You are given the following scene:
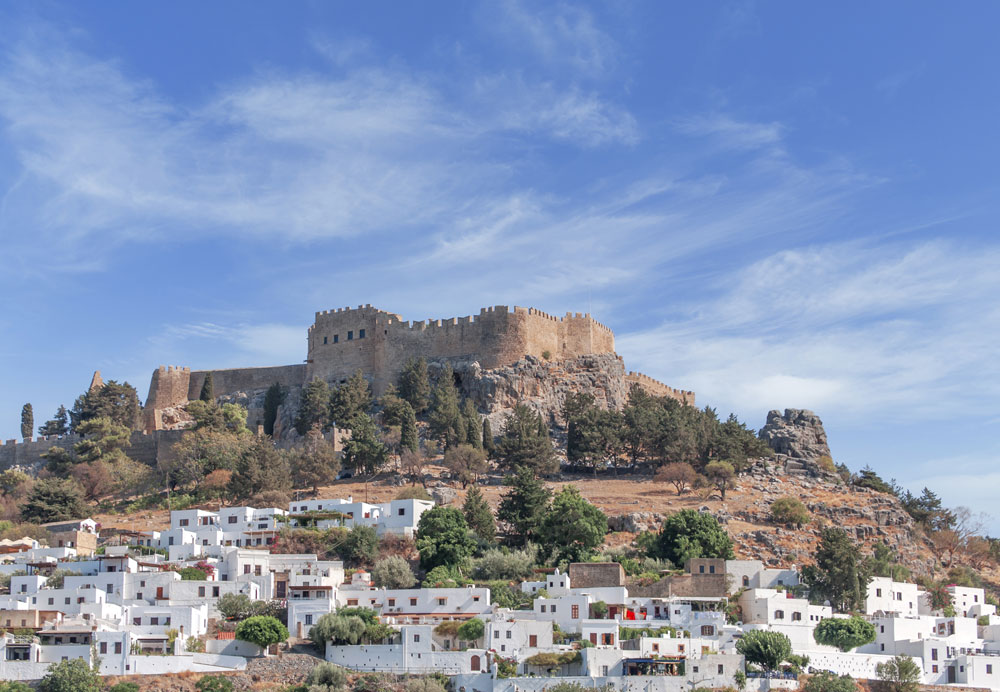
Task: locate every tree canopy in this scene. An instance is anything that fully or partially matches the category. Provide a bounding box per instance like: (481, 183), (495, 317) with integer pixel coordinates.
(813, 616), (876, 651)
(802, 528), (870, 613)
(497, 465), (552, 547)
(415, 506), (477, 570)
(736, 630), (791, 672)
(537, 485), (608, 563)
(653, 509), (734, 566)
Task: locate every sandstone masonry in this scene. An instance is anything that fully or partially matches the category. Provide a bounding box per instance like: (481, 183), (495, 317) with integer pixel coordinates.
(143, 303), (694, 433)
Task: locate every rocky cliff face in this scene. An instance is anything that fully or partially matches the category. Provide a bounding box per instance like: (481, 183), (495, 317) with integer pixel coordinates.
(451, 353), (633, 437)
(758, 408), (832, 461)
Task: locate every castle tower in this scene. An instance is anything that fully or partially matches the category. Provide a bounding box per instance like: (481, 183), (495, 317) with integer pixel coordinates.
(89, 370), (104, 393)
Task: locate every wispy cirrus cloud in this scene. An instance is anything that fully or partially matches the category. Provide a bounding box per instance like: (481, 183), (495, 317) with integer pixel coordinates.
(617, 239), (1000, 423)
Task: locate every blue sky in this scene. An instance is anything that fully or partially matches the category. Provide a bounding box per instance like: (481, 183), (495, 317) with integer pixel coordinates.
(1, 2), (998, 529)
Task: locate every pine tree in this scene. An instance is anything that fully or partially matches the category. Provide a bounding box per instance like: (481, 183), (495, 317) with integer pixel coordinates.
(199, 373), (215, 402)
(20, 404), (33, 440)
(342, 413), (390, 476)
(400, 405), (419, 454)
(262, 383), (285, 436)
(495, 405), (558, 475)
(330, 371), (372, 427)
(463, 486), (496, 543)
(397, 357), (431, 413)
(38, 405), (69, 437)
(428, 364), (462, 447)
(497, 465), (552, 546)
(482, 418), (495, 457)
(295, 379), (331, 435)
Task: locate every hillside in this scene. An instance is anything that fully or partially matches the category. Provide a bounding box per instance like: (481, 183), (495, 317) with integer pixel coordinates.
(96, 457), (939, 579)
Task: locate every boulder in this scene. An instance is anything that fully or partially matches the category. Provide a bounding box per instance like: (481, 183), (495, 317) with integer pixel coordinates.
(758, 409), (832, 461)
(430, 486), (458, 506)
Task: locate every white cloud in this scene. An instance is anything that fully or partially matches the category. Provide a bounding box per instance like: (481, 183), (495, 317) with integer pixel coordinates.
(489, 1), (619, 76)
(617, 240), (1000, 423)
(153, 321), (303, 369)
(674, 113), (784, 151)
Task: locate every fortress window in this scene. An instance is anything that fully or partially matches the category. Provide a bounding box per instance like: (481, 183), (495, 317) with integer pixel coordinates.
(359, 329), (366, 339)
(333, 334), (339, 343)
(348, 331), (353, 340)
(323, 336), (328, 344)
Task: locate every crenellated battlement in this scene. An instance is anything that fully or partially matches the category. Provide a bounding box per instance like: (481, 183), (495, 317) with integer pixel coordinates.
(144, 301), (694, 431)
(626, 371), (696, 405)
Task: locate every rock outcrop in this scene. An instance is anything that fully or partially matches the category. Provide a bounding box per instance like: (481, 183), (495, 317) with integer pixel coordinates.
(758, 408), (831, 461)
(453, 353), (634, 438)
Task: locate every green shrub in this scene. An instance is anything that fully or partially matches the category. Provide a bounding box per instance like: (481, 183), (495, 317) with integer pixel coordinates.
(195, 677), (234, 692)
(457, 617), (485, 641)
(770, 497), (810, 527)
(38, 659), (101, 692)
(307, 662), (349, 691)
(234, 615), (289, 648)
(813, 617), (876, 651)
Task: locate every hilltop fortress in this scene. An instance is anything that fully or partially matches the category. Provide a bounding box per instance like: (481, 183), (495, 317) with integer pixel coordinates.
(143, 304), (694, 434)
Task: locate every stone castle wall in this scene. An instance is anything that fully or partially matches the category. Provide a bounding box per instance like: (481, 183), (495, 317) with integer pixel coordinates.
(625, 371), (695, 406)
(143, 302), (691, 433)
(0, 430), (185, 471)
(304, 304), (615, 393)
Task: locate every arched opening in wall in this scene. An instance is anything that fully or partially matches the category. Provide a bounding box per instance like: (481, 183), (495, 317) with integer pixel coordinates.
(471, 655), (480, 672)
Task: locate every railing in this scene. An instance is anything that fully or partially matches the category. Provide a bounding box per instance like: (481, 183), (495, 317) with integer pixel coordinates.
(747, 672), (798, 680)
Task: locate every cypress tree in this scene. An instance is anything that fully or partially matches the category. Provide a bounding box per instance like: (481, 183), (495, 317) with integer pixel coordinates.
(463, 486), (496, 543)
(295, 379), (331, 435)
(199, 373), (215, 402)
(482, 418), (495, 457)
(400, 406), (419, 454)
(397, 357), (431, 413)
(20, 404), (33, 440)
(428, 364), (461, 447)
(262, 383), (285, 436)
(497, 465), (552, 547)
(461, 399), (482, 449)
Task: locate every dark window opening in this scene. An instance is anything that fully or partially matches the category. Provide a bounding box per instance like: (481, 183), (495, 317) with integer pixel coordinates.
(333, 334), (339, 343)
(348, 331), (353, 340)
(359, 329), (366, 339)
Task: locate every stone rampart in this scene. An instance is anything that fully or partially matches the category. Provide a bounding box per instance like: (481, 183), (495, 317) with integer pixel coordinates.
(305, 304), (617, 393)
(625, 371), (696, 405)
(0, 430), (185, 471)
(186, 364), (307, 401)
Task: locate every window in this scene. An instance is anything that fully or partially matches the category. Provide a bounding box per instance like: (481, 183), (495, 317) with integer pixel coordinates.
(348, 331), (353, 340)
(693, 666), (699, 674)
(410, 598), (417, 606)
(718, 665), (725, 674)
(244, 565), (251, 574)
(876, 588), (882, 597)
(437, 598), (447, 606)
(701, 625), (714, 636)
(506, 631), (512, 639)
(399, 507), (406, 516)
(48, 598), (54, 605)
(541, 605), (546, 613)
(100, 642), (107, 654)
(792, 612), (802, 621)
(136, 592), (143, 600)
(388, 599), (396, 607)
(602, 633), (613, 645)
(572, 605), (579, 618)
(133, 617), (141, 626)
(551, 605), (556, 613)
(652, 643), (659, 653)
(602, 666), (609, 676)
(932, 665), (938, 673)
(774, 610), (784, 620)
(213, 586), (220, 597)
(179, 519), (189, 527)
(228, 516), (238, 524)
(932, 649), (938, 661)
(255, 566), (262, 576)
(198, 587), (206, 597)
(359, 329), (366, 339)
(305, 614), (313, 625)
(699, 565), (705, 573)
(334, 334), (339, 343)
(107, 584), (114, 593)
(150, 617), (159, 625)
(348, 599), (359, 606)
(742, 576), (750, 587)
(709, 565), (715, 574)
(881, 625), (885, 633)
(414, 634), (420, 642)
(987, 665), (993, 674)
(881, 644), (885, 651)
(115, 642), (122, 654)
